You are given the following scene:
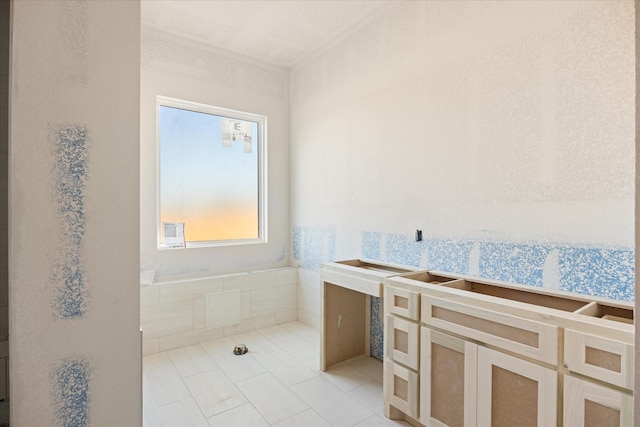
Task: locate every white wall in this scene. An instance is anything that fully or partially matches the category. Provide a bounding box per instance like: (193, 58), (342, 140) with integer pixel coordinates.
(140, 28), (290, 278)
(10, 2), (141, 425)
(291, 1), (635, 326)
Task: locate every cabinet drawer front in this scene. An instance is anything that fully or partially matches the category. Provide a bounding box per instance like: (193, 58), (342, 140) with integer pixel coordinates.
(422, 296), (558, 364)
(384, 360), (419, 419)
(386, 286), (419, 320)
(564, 329), (633, 391)
(385, 315), (419, 370)
(563, 375), (633, 427)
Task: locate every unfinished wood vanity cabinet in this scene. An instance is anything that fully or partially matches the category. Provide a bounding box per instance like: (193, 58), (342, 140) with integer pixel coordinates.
(383, 270), (634, 427)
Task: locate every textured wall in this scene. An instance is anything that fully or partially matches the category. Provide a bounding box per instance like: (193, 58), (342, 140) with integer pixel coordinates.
(140, 27), (290, 278)
(10, 2), (141, 425)
(291, 1), (635, 325)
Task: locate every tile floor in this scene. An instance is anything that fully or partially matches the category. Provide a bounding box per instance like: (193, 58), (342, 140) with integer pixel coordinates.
(143, 321), (410, 427)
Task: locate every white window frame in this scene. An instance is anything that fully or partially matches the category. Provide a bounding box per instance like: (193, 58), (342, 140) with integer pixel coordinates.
(156, 96), (268, 249)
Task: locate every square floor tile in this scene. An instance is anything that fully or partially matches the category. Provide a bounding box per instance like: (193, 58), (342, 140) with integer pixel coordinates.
(273, 408), (331, 427)
(348, 381), (384, 413)
(322, 362), (373, 392)
(236, 372), (309, 424)
(210, 351), (267, 382)
(143, 352), (172, 372)
(168, 345), (216, 377)
(281, 321), (321, 344)
(206, 403), (270, 427)
(257, 324), (289, 339)
(230, 330), (281, 354)
(268, 333), (318, 361)
(354, 414), (413, 426)
(345, 356), (384, 383)
(184, 368), (247, 417)
(251, 350), (319, 387)
(301, 354), (321, 372)
(292, 376), (374, 427)
(201, 336), (235, 355)
(146, 398), (209, 427)
(143, 364), (191, 409)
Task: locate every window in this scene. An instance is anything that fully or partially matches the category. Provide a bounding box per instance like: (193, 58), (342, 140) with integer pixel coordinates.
(157, 96), (267, 248)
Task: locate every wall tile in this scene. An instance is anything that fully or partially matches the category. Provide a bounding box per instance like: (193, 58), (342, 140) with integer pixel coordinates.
(275, 309), (298, 324)
(159, 277), (223, 304)
(276, 268), (298, 285)
(223, 314), (276, 337)
(141, 286), (160, 308)
(298, 309), (320, 330)
(240, 291), (252, 320)
(223, 271), (277, 292)
(141, 301), (194, 340)
(297, 269), (320, 324)
(207, 291), (240, 327)
(143, 338), (160, 356)
(193, 299), (206, 330)
(159, 327), (224, 352)
(251, 284), (297, 317)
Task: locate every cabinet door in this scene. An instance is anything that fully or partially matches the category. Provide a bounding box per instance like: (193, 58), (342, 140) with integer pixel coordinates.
(420, 328), (477, 427)
(383, 360), (419, 419)
(563, 375), (632, 427)
(477, 346), (557, 427)
(385, 315), (419, 370)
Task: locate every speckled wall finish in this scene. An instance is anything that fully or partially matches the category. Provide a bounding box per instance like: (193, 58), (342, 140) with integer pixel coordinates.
(290, 2), (634, 336)
(50, 125), (89, 319)
(10, 2), (141, 425)
(140, 28), (290, 278)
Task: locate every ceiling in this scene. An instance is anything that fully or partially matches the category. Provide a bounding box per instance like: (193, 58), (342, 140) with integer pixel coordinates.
(141, 0), (393, 68)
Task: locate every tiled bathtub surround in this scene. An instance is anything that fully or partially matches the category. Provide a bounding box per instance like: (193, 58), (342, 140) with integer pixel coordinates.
(362, 231), (634, 301)
(141, 268), (298, 355)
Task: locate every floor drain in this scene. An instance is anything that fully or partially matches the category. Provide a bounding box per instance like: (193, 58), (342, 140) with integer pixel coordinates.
(233, 344), (248, 355)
